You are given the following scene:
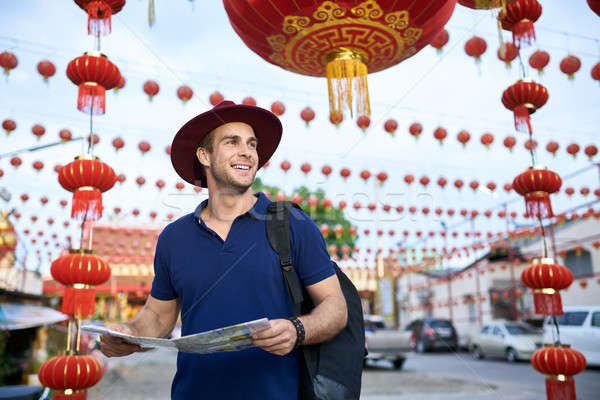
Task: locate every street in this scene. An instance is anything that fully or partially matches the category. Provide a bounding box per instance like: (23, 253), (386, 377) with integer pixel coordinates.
(87, 348), (600, 399)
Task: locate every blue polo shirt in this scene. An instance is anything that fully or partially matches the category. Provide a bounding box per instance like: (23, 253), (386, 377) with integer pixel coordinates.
(150, 192), (335, 399)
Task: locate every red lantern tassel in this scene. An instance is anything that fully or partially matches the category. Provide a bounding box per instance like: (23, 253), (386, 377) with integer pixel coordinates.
(53, 390), (87, 400)
(87, 1), (112, 36)
(513, 105), (532, 134)
(532, 290), (564, 315)
(72, 188), (103, 221)
(512, 20), (535, 48)
(62, 287), (96, 318)
(545, 376), (576, 400)
(525, 192), (553, 218)
(77, 83), (106, 115)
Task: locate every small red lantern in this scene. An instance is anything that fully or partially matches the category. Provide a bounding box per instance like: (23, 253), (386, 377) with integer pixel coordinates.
(329, 111), (344, 127)
(525, 139), (538, 151)
(32, 161), (44, 173)
(31, 124), (45, 140)
(480, 133), (494, 148)
(502, 79), (548, 134)
(356, 115), (370, 132)
(58, 155), (117, 221)
(67, 52), (121, 115)
(0, 51), (18, 75)
(74, 0), (125, 35)
(529, 50), (550, 75)
(546, 141), (559, 156)
(566, 143), (580, 158)
(469, 180), (479, 191)
(37, 60), (56, 82)
(112, 136), (125, 151)
(300, 162), (311, 176)
(114, 76), (125, 92)
(360, 170), (371, 182)
(300, 107), (315, 126)
(143, 80), (160, 101)
(59, 129), (73, 142)
(2, 119), (16, 135)
(177, 85), (194, 103)
(155, 179), (165, 190)
(584, 144), (598, 160)
(433, 127), (447, 144)
(531, 345), (586, 400)
(497, 42), (519, 67)
(321, 165), (332, 178)
(512, 167), (561, 219)
(383, 119), (398, 136)
(457, 130), (470, 147)
(454, 179), (464, 190)
(521, 258), (573, 315)
(591, 62), (600, 84)
(242, 96), (257, 106)
(430, 29), (449, 53)
(499, 0), (542, 48)
(420, 176), (430, 187)
(340, 168), (351, 180)
(175, 182), (185, 191)
(437, 177), (447, 188)
(271, 101), (285, 116)
(503, 135), (516, 152)
(376, 172), (388, 184)
(486, 181), (496, 191)
(409, 122), (423, 139)
(404, 174), (414, 185)
(560, 55), (581, 80)
(209, 91), (225, 106)
(279, 160), (291, 173)
(464, 36), (487, 63)
(138, 141), (151, 155)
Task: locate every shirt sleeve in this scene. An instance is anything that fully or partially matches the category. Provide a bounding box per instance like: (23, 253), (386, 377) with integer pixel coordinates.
(289, 208), (335, 286)
(150, 232), (178, 300)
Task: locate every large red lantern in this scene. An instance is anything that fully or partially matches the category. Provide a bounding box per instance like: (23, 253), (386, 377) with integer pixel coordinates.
(37, 60), (56, 82)
(531, 345), (586, 400)
(512, 167), (561, 219)
(521, 258), (573, 315)
(38, 354), (104, 398)
(58, 155), (117, 221)
(74, 0), (126, 35)
(458, 0), (502, 9)
(223, 0), (456, 117)
(51, 250), (110, 318)
(502, 79), (548, 134)
(499, 0), (542, 48)
(529, 50), (550, 75)
(67, 52), (121, 115)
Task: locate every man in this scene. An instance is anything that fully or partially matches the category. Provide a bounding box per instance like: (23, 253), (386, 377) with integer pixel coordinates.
(100, 101), (348, 399)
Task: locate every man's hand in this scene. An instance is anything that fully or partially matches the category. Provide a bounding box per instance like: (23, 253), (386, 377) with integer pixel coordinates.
(252, 319), (297, 356)
(99, 323), (144, 358)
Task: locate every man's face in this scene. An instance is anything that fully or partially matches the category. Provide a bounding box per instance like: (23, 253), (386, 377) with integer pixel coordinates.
(197, 122), (258, 194)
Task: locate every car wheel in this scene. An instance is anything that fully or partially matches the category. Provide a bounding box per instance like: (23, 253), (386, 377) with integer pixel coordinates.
(472, 346), (483, 360)
(416, 340), (426, 354)
(506, 348), (518, 363)
(393, 358), (405, 370)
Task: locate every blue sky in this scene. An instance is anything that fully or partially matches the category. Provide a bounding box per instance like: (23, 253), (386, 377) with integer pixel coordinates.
(0, 0), (599, 273)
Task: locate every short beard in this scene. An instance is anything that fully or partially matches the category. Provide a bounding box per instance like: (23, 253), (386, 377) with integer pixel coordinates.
(208, 162), (254, 195)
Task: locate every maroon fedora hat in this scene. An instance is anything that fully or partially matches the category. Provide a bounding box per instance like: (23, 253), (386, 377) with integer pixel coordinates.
(170, 101), (282, 187)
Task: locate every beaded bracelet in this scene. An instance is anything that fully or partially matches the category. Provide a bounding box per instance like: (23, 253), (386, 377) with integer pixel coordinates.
(287, 317), (305, 348)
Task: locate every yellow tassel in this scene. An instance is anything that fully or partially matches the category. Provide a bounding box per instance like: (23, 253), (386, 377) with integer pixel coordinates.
(325, 48), (370, 118)
(148, 0), (156, 27)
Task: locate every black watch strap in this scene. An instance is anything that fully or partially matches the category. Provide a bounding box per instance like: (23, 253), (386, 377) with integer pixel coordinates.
(287, 316), (305, 348)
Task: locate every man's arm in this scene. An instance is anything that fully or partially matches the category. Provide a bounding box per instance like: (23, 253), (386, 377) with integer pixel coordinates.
(252, 274), (347, 355)
(99, 295), (180, 357)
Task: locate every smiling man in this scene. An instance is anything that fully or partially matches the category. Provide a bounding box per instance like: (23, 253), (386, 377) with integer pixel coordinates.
(99, 101), (347, 399)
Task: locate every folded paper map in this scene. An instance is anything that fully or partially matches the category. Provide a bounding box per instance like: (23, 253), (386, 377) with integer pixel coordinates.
(82, 318), (270, 354)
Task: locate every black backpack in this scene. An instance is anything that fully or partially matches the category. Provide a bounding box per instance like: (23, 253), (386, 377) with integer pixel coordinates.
(266, 201), (365, 400)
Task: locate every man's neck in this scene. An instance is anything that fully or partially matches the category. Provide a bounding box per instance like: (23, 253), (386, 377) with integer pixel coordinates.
(203, 187), (257, 223)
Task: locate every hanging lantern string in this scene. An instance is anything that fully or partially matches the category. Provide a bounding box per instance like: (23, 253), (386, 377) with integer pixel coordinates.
(517, 51), (527, 80)
(552, 315), (561, 345)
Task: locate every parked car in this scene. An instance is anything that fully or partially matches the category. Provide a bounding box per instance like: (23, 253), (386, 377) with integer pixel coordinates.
(543, 306), (600, 367)
(364, 315), (406, 369)
(471, 321), (542, 362)
(404, 318), (459, 353)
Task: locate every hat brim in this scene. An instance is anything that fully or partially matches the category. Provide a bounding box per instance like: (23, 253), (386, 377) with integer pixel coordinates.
(171, 104), (282, 187)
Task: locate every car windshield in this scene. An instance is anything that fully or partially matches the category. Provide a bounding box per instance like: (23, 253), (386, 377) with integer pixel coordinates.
(429, 320), (452, 328)
(505, 324), (537, 335)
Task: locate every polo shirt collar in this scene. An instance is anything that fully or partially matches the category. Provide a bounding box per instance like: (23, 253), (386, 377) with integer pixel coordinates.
(194, 191), (270, 222)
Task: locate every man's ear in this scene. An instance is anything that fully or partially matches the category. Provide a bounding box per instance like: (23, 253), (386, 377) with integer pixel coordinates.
(196, 147), (210, 168)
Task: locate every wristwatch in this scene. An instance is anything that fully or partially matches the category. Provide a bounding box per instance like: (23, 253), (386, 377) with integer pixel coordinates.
(287, 317), (305, 348)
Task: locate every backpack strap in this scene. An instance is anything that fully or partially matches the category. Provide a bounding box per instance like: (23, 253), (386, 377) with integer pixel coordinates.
(266, 201), (304, 316)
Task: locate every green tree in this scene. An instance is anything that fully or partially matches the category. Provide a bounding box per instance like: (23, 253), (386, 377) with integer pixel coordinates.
(252, 178), (357, 258)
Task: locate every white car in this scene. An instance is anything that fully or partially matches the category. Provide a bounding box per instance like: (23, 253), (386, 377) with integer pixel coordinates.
(543, 306), (600, 367)
(471, 321), (542, 362)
